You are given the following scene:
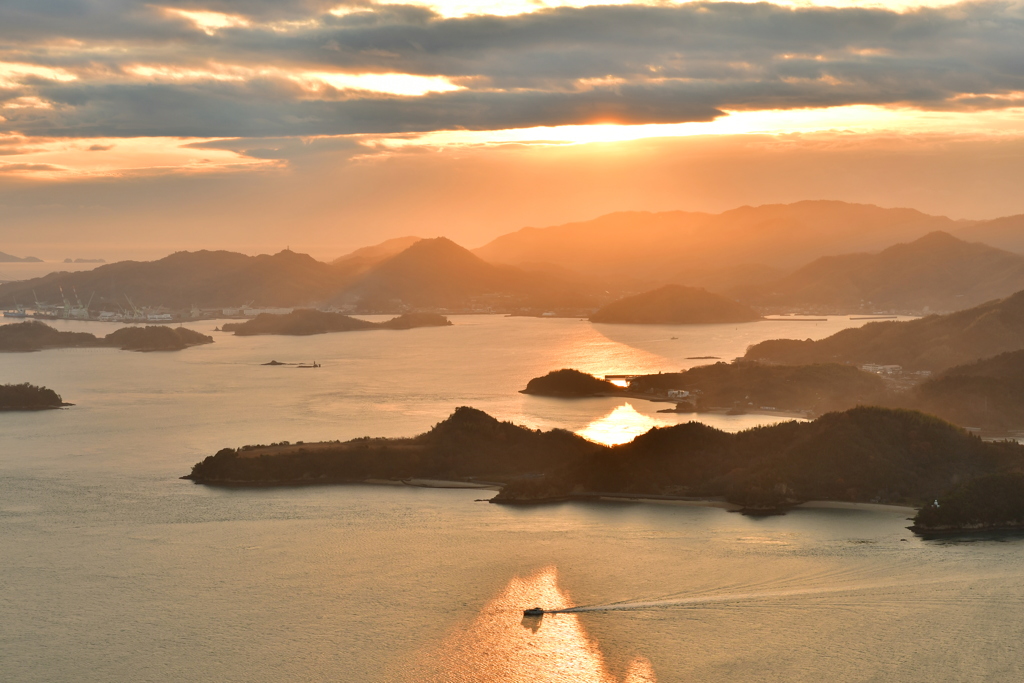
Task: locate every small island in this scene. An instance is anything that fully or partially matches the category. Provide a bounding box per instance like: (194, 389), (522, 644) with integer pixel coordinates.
(0, 321), (213, 352)
(521, 368), (624, 397)
(221, 309), (452, 336)
(0, 383), (69, 410)
(590, 284), (762, 324)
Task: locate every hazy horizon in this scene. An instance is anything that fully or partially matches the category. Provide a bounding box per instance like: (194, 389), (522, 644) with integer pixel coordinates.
(3, 196), (1019, 264)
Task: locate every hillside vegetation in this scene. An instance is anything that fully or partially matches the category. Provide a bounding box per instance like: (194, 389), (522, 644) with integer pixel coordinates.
(745, 289), (1024, 371)
(910, 350), (1024, 431)
(627, 362), (887, 414)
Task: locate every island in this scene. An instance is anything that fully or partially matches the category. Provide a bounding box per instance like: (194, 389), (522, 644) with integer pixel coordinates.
(184, 405), (1024, 530)
(590, 284), (762, 324)
(103, 325), (214, 351)
(220, 309), (452, 336)
(0, 383), (69, 410)
(521, 369), (624, 397)
(0, 320), (213, 352)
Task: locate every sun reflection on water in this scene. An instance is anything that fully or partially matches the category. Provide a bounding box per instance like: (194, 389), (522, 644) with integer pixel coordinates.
(414, 567), (655, 683)
(577, 403), (668, 446)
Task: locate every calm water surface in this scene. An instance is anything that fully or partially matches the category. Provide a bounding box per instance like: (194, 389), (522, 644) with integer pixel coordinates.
(3, 315), (1021, 682)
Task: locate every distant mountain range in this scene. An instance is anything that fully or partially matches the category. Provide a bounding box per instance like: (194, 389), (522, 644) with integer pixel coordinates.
(6, 200), (1024, 316)
(736, 231), (1024, 314)
(474, 201), (1024, 302)
(0, 237), (588, 313)
(473, 201), (968, 288)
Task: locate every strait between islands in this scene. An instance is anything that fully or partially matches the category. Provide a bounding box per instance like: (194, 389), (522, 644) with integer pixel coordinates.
(183, 405), (1024, 536)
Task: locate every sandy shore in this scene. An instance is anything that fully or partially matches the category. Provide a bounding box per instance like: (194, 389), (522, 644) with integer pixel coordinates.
(794, 500), (916, 514)
(364, 478), (499, 490)
(595, 496), (741, 510)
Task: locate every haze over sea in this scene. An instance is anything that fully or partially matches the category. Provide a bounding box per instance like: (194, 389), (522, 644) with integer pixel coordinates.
(3, 315), (1023, 682)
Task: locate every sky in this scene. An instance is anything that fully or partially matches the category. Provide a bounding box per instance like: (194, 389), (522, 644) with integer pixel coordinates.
(1, 0), (1023, 259)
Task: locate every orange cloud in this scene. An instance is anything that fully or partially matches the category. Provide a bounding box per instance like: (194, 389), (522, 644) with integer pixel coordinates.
(0, 135), (279, 180)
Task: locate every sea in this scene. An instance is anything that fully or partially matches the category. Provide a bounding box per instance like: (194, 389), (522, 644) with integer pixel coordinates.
(2, 314), (1023, 682)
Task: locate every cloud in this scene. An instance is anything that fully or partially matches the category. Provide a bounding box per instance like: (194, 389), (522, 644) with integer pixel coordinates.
(0, 2), (1021, 138)
(0, 162), (63, 172)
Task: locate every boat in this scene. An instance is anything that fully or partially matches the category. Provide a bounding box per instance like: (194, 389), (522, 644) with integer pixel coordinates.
(3, 309), (27, 318)
(523, 607), (544, 617)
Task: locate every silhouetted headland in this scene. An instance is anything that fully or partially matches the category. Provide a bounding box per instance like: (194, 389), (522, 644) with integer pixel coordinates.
(221, 310), (452, 336)
(0, 383), (69, 410)
(590, 285), (761, 324)
(184, 405), (1024, 531)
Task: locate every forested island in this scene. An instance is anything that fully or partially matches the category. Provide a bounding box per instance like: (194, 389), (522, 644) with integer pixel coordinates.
(220, 310), (452, 336)
(0, 321), (212, 352)
(0, 383), (68, 410)
(521, 369), (624, 397)
(590, 284), (762, 324)
(184, 405), (1024, 533)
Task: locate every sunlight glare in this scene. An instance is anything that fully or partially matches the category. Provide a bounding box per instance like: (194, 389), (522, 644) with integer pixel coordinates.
(369, 0), (972, 19)
(161, 8), (251, 34)
(410, 566), (655, 682)
(300, 72), (464, 96)
(368, 104), (1024, 150)
(577, 403), (667, 446)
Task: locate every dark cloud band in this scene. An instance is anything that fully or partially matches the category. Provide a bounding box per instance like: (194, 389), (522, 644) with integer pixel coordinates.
(1, 1), (1022, 138)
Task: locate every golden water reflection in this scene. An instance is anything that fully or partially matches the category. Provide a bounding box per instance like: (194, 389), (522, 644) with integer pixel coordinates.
(577, 403), (671, 446)
(417, 567), (655, 683)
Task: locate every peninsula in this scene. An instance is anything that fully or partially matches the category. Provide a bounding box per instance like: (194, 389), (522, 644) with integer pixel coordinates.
(184, 405), (1024, 531)
(220, 310), (452, 336)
